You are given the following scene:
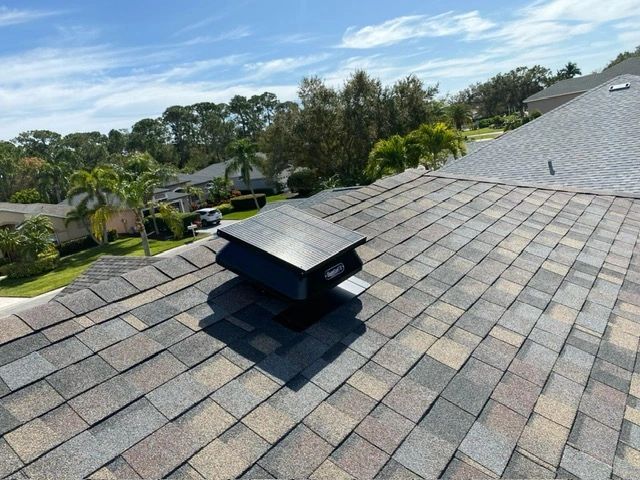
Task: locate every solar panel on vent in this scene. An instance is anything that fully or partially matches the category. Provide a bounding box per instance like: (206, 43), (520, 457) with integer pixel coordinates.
(216, 205), (366, 300)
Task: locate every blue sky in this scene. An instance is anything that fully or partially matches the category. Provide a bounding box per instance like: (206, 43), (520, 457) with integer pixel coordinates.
(0, 0), (639, 138)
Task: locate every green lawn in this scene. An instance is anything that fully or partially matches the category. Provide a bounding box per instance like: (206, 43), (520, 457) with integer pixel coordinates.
(0, 235), (205, 298)
(223, 193), (289, 220)
(461, 127), (503, 138)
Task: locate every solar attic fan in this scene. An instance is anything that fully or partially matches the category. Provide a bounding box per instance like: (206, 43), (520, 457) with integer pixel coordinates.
(216, 205), (367, 302)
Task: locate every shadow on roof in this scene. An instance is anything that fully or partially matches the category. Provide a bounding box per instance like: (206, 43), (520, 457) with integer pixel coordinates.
(197, 278), (365, 391)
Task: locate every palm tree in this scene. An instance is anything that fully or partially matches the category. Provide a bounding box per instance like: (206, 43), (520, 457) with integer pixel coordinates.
(406, 122), (466, 170)
(0, 228), (20, 263)
(365, 135), (409, 180)
(225, 139), (263, 210)
(447, 103), (473, 130)
(120, 153), (175, 236)
(116, 175), (155, 256)
(67, 166), (119, 245)
(17, 215), (55, 262)
(65, 203), (101, 245)
(116, 155), (175, 256)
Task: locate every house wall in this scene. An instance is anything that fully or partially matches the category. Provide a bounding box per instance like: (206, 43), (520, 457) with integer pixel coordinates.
(0, 211), (88, 255)
(107, 210), (138, 236)
(527, 91), (585, 114)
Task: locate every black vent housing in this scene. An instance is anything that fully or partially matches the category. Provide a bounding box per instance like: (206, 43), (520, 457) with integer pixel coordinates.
(216, 205), (366, 300)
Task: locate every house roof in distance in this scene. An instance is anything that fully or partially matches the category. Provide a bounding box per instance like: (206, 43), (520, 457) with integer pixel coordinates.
(0, 202), (73, 219)
(55, 256), (160, 298)
(0, 163), (639, 478)
(441, 74), (640, 197)
(525, 57), (640, 103)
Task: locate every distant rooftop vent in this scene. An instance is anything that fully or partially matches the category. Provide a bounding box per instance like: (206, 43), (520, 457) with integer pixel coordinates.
(609, 82), (630, 92)
(216, 205), (366, 301)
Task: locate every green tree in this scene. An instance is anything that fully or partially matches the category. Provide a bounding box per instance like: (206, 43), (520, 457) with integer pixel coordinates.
(120, 153), (175, 237)
(296, 77), (345, 179)
(157, 203), (184, 239)
(16, 215), (55, 262)
(463, 66), (551, 117)
(554, 62), (581, 81)
(207, 177), (232, 204)
(162, 106), (197, 167)
(605, 45), (640, 68)
(9, 188), (42, 204)
(447, 103), (473, 130)
(259, 101), (301, 182)
(226, 139), (263, 210)
(0, 142), (20, 201)
(0, 228), (20, 262)
(341, 71), (385, 183)
(13, 130), (61, 160)
(406, 123), (466, 169)
(385, 75), (438, 136)
(365, 135), (410, 180)
(116, 154), (175, 255)
(67, 166), (119, 245)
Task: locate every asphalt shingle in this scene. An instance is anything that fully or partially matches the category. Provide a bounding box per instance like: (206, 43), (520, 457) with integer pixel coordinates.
(0, 152), (638, 480)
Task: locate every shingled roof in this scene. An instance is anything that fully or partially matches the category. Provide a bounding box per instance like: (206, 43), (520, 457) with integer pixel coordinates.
(0, 164), (639, 478)
(441, 74), (640, 197)
(55, 256), (160, 298)
(525, 57), (640, 103)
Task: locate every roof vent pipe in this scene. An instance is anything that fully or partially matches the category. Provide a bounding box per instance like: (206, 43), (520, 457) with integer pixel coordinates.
(609, 83), (630, 92)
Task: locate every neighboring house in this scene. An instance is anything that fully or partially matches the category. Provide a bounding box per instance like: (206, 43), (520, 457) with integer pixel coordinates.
(445, 74), (640, 195)
(60, 188), (191, 237)
(525, 57), (640, 113)
(0, 202), (87, 249)
(189, 155), (283, 195)
(3, 73), (640, 480)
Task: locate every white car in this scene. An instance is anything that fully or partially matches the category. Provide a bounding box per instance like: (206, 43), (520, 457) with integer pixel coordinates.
(196, 208), (222, 226)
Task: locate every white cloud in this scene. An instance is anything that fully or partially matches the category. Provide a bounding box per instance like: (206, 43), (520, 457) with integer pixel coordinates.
(244, 54), (330, 79)
(340, 11), (495, 49)
(524, 0), (640, 23)
(0, 5), (59, 26)
(172, 14), (223, 36)
(181, 26), (252, 46)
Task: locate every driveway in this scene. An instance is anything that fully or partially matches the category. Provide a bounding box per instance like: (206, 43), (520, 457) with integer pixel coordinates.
(0, 219), (241, 316)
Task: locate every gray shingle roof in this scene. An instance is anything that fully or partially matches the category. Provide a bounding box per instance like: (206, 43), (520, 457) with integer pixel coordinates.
(55, 256), (161, 298)
(0, 203), (72, 219)
(525, 57), (640, 102)
(441, 74), (640, 197)
(0, 168), (639, 478)
(261, 187), (362, 212)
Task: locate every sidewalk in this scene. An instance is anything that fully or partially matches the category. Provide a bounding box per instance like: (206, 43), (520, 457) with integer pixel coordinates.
(0, 220), (239, 317)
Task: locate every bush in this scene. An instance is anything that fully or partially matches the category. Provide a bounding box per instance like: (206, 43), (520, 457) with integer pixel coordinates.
(9, 188), (42, 204)
(107, 229), (118, 242)
(217, 203), (233, 215)
(6, 251), (59, 278)
(180, 212), (199, 231)
(287, 168), (319, 196)
(58, 236), (97, 257)
(230, 194), (266, 211)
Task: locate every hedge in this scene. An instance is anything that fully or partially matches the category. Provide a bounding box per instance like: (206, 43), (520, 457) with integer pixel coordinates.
(230, 194), (266, 211)
(58, 236), (97, 257)
(217, 203), (233, 215)
(5, 252), (59, 278)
